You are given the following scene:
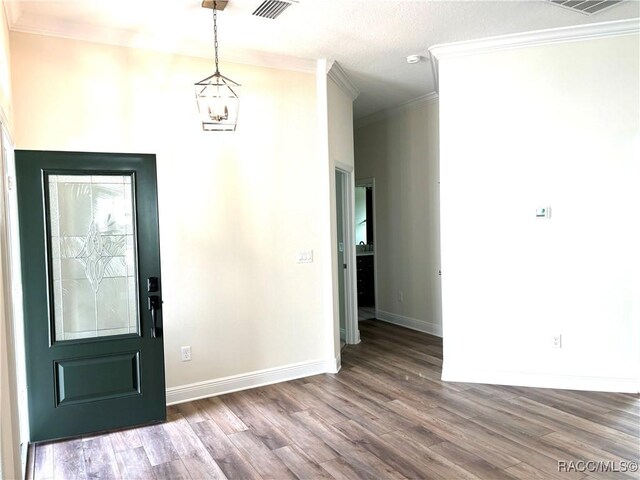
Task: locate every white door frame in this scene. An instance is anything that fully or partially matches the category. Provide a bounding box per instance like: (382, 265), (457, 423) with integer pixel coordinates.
(335, 164), (359, 345)
(0, 119), (28, 478)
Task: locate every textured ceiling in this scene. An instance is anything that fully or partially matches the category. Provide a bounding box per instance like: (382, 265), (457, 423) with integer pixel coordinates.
(6, 0), (640, 119)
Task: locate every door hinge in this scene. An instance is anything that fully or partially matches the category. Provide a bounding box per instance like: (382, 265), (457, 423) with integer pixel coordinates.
(7, 175), (13, 191)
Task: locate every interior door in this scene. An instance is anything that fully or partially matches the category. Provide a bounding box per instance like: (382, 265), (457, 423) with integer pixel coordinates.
(16, 150), (165, 442)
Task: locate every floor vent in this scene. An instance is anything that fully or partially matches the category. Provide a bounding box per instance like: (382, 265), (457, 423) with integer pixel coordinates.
(548, 0), (625, 15)
(252, 0), (298, 19)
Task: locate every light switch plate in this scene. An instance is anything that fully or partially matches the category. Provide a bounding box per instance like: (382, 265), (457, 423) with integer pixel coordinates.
(297, 250), (313, 263)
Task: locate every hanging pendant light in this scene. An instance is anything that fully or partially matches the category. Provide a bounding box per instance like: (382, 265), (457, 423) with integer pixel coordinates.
(195, 1), (240, 131)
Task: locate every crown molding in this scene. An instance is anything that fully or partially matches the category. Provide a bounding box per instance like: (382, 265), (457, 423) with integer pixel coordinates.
(354, 91), (438, 130)
(225, 50), (315, 73)
(327, 60), (360, 101)
(429, 18), (640, 60)
(404, 91), (439, 110)
(3, 1), (22, 27)
(7, 11), (316, 74)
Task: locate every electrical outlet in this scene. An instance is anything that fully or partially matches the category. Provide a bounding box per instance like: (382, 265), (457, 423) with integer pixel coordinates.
(398, 291), (404, 302)
(552, 335), (562, 349)
(181, 346), (192, 361)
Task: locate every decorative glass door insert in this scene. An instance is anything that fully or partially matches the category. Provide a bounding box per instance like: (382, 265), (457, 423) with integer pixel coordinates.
(47, 174), (138, 341)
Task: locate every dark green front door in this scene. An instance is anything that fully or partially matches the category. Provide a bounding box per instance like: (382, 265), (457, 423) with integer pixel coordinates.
(16, 150), (166, 442)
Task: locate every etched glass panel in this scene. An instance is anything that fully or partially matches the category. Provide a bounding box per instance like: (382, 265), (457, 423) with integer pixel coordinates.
(48, 174), (138, 341)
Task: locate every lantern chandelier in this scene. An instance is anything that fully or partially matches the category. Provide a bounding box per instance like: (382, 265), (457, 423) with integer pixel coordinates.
(195, 1), (240, 131)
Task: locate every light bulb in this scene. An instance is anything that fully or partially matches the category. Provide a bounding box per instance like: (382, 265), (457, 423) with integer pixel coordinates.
(207, 100), (229, 122)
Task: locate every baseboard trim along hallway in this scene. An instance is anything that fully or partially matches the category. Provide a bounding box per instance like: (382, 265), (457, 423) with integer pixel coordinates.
(376, 309), (443, 337)
(442, 367), (640, 394)
(166, 359), (328, 405)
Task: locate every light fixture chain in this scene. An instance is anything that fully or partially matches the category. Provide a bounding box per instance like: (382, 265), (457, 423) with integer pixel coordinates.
(195, 0), (239, 131)
(213, 2), (220, 74)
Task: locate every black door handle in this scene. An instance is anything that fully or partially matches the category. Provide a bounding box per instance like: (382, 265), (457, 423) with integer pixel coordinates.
(148, 296), (161, 338)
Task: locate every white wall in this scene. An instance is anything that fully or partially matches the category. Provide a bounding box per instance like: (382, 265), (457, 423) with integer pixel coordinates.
(0, 2), (10, 130)
(326, 67), (357, 351)
(10, 31), (336, 402)
(354, 98), (442, 336)
(327, 76), (355, 168)
(0, 3), (21, 478)
(434, 23), (640, 392)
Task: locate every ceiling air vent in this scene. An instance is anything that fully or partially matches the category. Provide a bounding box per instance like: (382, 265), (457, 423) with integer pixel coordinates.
(252, 0), (298, 19)
(548, 0), (625, 15)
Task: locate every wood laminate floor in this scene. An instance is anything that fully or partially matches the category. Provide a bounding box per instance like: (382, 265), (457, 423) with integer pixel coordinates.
(27, 320), (640, 479)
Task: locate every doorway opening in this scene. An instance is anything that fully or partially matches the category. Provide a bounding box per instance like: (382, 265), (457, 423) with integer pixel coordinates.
(355, 178), (376, 322)
(334, 167), (359, 347)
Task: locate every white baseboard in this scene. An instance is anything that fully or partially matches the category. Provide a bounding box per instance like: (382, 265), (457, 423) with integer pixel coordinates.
(442, 365), (640, 394)
(342, 327), (361, 345)
(376, 309), (442, 337)
(326, 355), (341, 374)
(166, 359), (328, 405)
